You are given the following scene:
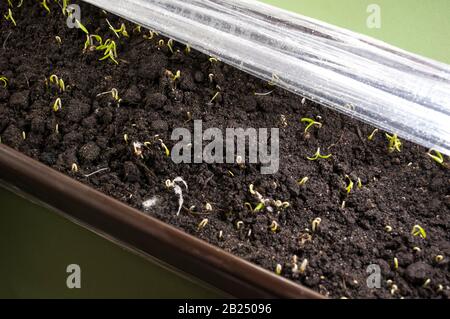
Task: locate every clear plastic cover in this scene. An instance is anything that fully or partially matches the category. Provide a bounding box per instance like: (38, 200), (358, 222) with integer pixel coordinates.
(83, 0), (450, 155)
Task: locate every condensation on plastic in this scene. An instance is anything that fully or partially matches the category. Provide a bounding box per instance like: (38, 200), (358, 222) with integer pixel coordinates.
(83, 0), (450, 155)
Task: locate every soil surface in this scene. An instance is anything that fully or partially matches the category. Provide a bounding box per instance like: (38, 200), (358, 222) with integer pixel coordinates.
(1, 1), (449, 299)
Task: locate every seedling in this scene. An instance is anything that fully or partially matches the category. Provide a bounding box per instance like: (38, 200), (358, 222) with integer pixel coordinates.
(165, 70), (181, 82)
(385, 133), (402, 153)
(297, 176), (309, 186)
(197, 218), (208, 230)
(300, 118), (322, 133)
(269, 221), (279, 233)
(159, 139), (170, 157)
(422, 278), (431, 288)
(52, 98), (62, 112)
(165, 177), (188, 216)
(40, 0), (50, 13)
(209, 57), (219, 63)
(71, 163), (78, 173)
(411, 224), (426, 239)
(435, 255), (444, 263)
(55, 36), (62, 45)
(368, 128), (378, 141)
(275, 264), (282, 275)
(97, 88), (122, 104)
(254, 202), (265, 212)
(0, 76), (8, 88)
(311, 217), (321, 232)
(384, 225), (393, 233)
(106, 19), (129, 38)
(218, 230), (223, 240)
(393, 257), (399, 270)
(412, 246), (421, 253)
(345, 175), (354, 194)
(268, 73), (279, 86)
(357, 177), (362, 189)
(22, 131), (26, 140)
(4, 8), (16, 26)
(49, 75), (65, 92)
(184, 44), (191, 54)
(307, 148), (332, 161)
(97, 39), (119, 64)
(427, 149), (445, 166)
(236, 221), (244, 230)
(205, 203), (213, 211)
(133, 142), (143, 158)
(123, 134), (128, 143)
(167, 39), (174, 53)
(55, 123), (59, 134)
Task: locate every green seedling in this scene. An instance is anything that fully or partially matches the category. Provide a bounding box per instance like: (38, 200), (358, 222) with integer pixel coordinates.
(165, 70), (181, 82)
(4, 8), (16, 26)
(297, 176), (309, 186)
(209, 57), (218, 63)
(300, 118), (322, 133)
(197, 218), (208, 230)
(40, 0), (50, 13)
(0, 76), (8, 88)
(167, 39), (174, 53)
(368, 128), (378, 141)
(345, 175), (354, 194)
(61, 0), (69, 15)
(52, 98), (62, 112)
(411, 224), (426, 239)
(49, 75), (65, 92)
(307, 147), (332, 161)
(269, 221), (279, 233)
(106, 19), (129, 38)
(96, 39), (119, 64)
(357, 177), (362, 189)
(97, 88), (121, 104)
(275, 264), (282, 275)
(427, 149), (445, 166)
(133, 25), (142, 34)
(385, 133), (402, 153)
(159, 139), (170, 157)
(254, 202), (265, 212)
(393, 257), (399, 270)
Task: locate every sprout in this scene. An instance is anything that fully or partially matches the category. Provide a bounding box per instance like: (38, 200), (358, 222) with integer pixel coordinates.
(422, 278), (431, 288)
(185, 44), (191, 54)
(297, 177), (309, 186)
(384, 225), (393, 233)
(49, 75), (65, 92)
(106, 19), (129, 38)
(390, 284), (399, 295)
(133, 25), (142, 34)
(123, 134), (128, 143)
(133, 142), (143, 158)
(344, 175), (354, 194)
(268, 73), (279, 86)
(254, 90), (275, 96)
(21, 131), (26, 140)
(0, 76), (8, 88)
(385, 133), (402, 153)
(167, 39), (174, 53)
(218, 230), (223, 240)
(393, 257), (399, 270)
(52, 98), (62, 112)
(197, 218), (208, 230)
(427, 149), (445, 166)
(311, 217), (321, 232)
(307, 148), (332, 161)
(357, 177), (362, 189)
(368, 128), (378, 141)
(205, 203), (213, 211)
(165, 70), (181, 82)
(269, 221), (279, 233)
(55, 123), (59, 134)
(159, 139), (170, 157)
(236, 221), (244, 230)
(165, 177), (188, 216)
(71, 163), (79, 173)
(4, 8), (16, 26)
(249, 184), (256, 195)
(411, 224), (426, 239)
(300, 118), (322, 133)
(209, 92), (220, 104)
(209, 57), (218, 63)
(76, 19), (89, 35)
(254, 202), (265, 213)
(412, 246), (421, 253)
(55, 36), (62, 45)
(275, 264), (282, 275)
(97, 39), (119, 64)
(97, 88), (121, 105)
(40, 0), (50, 13)
(435, 255), (444, 263)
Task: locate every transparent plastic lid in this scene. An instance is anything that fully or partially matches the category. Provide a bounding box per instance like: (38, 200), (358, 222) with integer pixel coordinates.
(83, 0), (450, 155)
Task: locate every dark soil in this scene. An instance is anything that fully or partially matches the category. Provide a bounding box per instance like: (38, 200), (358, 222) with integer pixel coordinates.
(1, 1), (449, 299)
